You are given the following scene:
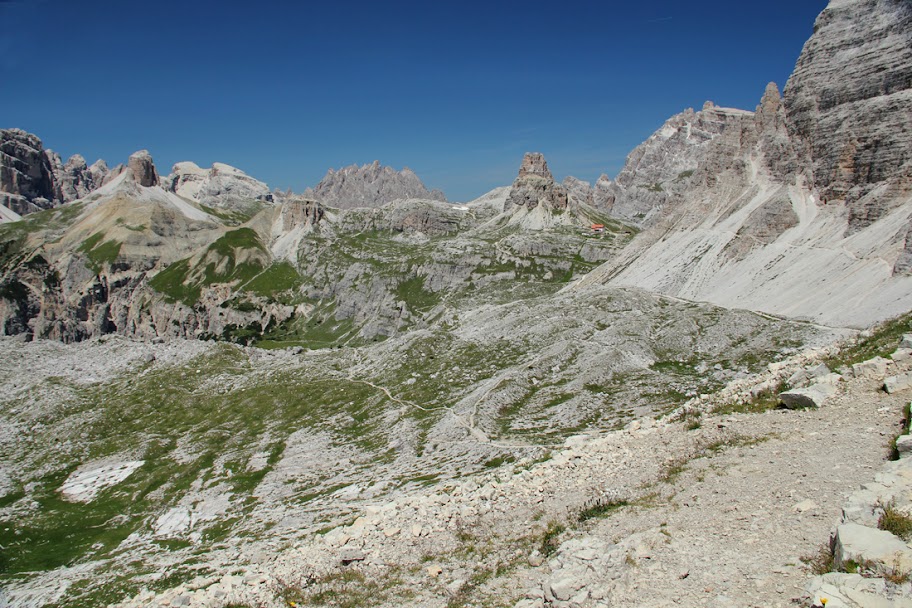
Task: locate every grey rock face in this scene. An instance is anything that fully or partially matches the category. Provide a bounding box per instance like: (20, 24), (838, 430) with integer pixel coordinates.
(303, 160), (446, 209)
(49, 152), (108, 202)
(784, 0), (912, 208)
(127, 150), (159, 187)
(605, 104), (756, 226)
(593, 174), (614, 211)
(199, 164), (271, 209)
(1, 128), (110, 216)
(280, 198), (325, 232)
(518, 152), (552, 179)
(0, 128), (57, 215)
(166, 161), (272, 211)
(562, 176), (593, 206)
(504, 152), (569, 212)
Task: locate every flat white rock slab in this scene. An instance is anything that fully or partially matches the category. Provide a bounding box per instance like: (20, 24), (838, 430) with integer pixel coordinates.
(59, 460), (144, 502)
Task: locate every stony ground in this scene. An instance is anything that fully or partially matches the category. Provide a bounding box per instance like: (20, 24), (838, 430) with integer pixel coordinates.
(2, 328), (910, 608)
(90, 345), (909, 608)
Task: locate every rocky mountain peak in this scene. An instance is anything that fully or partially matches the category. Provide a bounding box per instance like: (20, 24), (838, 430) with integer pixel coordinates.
(757, 82), (782, 118)
(1, 128), (57, 216)
(504, 152), (569, 212)
(303, 161), (446, 209)
(784, 0), (912, 204)
(517, 152), (553, 180)
(127, 150), (159, 187)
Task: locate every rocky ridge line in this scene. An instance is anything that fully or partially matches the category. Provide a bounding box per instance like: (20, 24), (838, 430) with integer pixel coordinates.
(303, 160), (446, 209)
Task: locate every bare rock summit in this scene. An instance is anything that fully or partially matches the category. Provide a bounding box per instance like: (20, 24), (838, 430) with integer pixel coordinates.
(166, 161), (272, 211)
(127, 150), (159, 187)
(518, 152), (553, 179)
(504, 152), (569, 212)
(303, 160), (446, 209)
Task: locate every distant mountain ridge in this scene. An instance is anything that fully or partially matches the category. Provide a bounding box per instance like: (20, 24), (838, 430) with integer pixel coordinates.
(303, 160), (447, 209)
(1, 0), (911, 340)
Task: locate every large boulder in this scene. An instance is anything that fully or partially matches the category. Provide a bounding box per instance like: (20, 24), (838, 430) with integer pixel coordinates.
(852, 357), (891, 380)
(779, 382), (838, 409)
(834, 522), (912, 574)
(886, 373), (912, 394)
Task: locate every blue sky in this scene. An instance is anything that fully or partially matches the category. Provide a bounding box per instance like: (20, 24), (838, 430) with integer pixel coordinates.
(1, 0), (826, 202)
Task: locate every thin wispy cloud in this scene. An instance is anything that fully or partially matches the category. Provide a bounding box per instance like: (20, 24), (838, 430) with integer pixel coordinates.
(646, 16), (673, 23)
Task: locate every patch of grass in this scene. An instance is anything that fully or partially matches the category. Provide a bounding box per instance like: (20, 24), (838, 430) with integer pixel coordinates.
(826, 311), (912, 369)
(198, 203), (261, 226)
(149, 228), (269, 305)
(483, 454), (516, 469)
(659, 456), (690, 484)
(800, 543), (834, 575)
(879, 500), (912, 541)
(676, 170), (695, 181)
(285, 567), (406, 608)
(208, 227), (265, 256)
(149, 258), (199, 304)
(713, 380), (788, 415)
(539, 521), (565, 557)
(242, 261), (303, 297)
(78, 232), (122, 272)
(394, 275), (440, 314)
(577, 497), (629, 522)
(683, 411), (702, 430)
(889, 402), (911, 461)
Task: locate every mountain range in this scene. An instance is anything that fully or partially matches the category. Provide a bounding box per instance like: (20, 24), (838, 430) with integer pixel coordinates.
(0, 0), (911, 607)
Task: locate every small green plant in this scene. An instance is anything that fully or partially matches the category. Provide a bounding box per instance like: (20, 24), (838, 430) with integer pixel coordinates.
(539, 521), (565, 556)
(683, 410), (702, 430)
(825, 311), (912, 369)
(483, 454), (516, 468)
(577, 497), (629, 522)
(888, 402), (912, 461)
(878, 500), (912, 541)
(800, 543), (834, 575)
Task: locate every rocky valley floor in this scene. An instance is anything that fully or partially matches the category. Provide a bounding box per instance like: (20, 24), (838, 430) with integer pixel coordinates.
(2, 321), (911, 608)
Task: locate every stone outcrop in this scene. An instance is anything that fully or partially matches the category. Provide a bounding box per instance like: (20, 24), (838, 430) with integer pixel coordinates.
(201, 164), (271, 209)
(784, 0), (912, 209)
(127, 150), (159, 187)
(1, 129), (112, 217)
(778, 382), (838, 409)
(0, 128), (57, 215)
(48, 152), (109, 202)
(280, 198), (325, 232)
(504, 152), (569, 212)
(166, 161), (273, 211)
(167, 161), (209, 200)
(303, 160), (446, 209)
(561, 175), (614, 210)
(561, 176), (593, 206)
(517, 152), (552, 179)
(573, 0), (912, 330)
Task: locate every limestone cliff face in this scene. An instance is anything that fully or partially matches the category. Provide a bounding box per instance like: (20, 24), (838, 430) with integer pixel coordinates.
(576, 0), (912, 328)
(303, 161), (446, 209)
(0, 129), (58, 215)
(784, 0), (912, 209)
(0, 129), (111, 217)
